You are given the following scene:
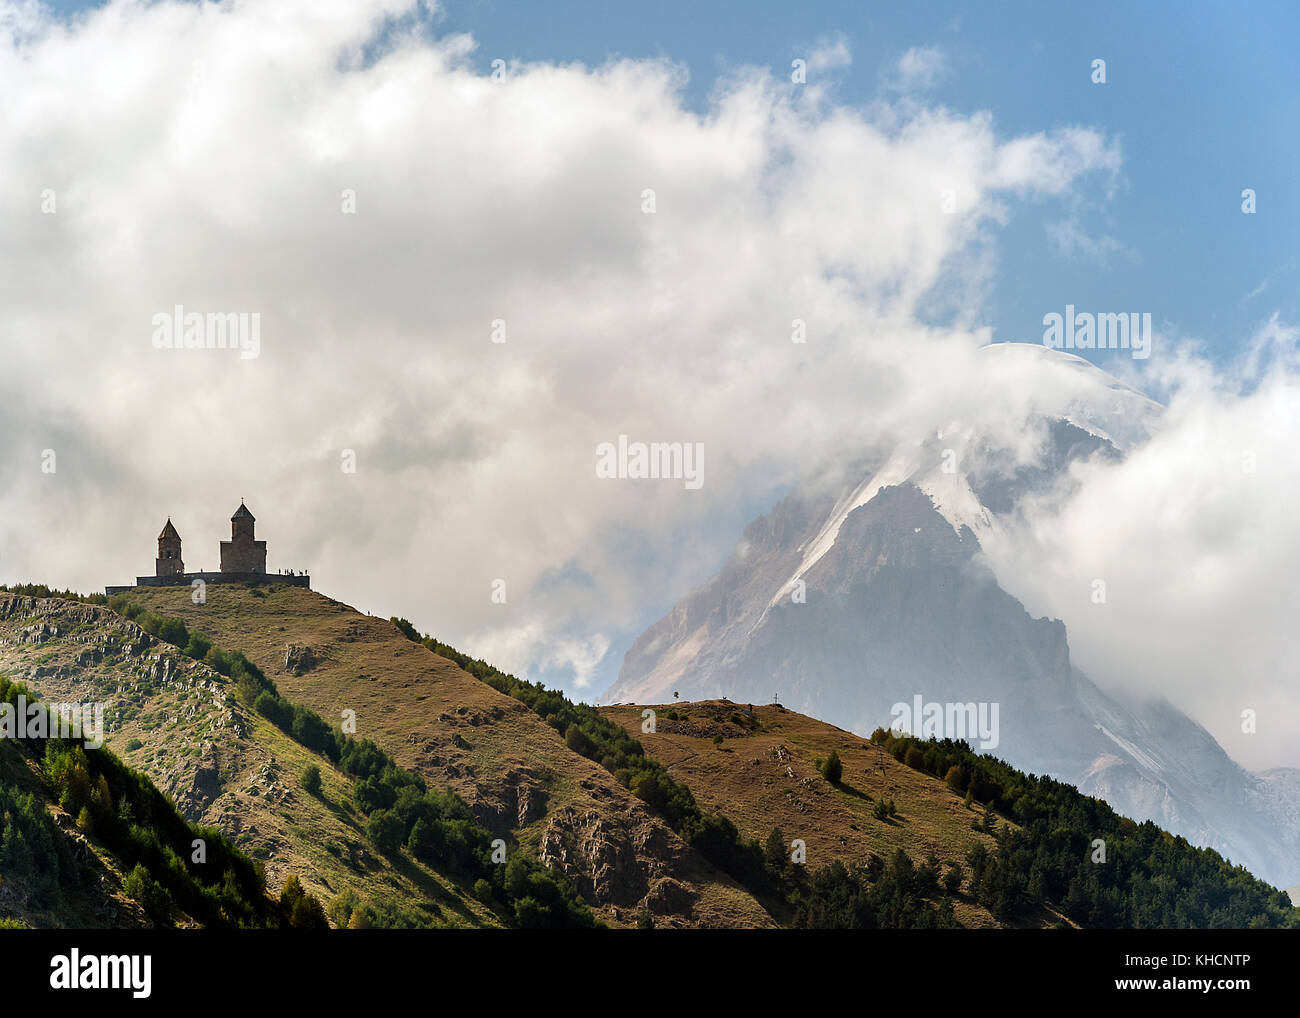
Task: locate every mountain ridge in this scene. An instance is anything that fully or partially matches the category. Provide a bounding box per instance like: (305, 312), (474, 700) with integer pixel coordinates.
(603, 349), (1300, 890)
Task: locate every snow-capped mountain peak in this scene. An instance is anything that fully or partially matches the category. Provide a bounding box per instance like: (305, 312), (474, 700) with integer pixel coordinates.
(606, 345), (1299, 888)
(766, 344), (1161, 612)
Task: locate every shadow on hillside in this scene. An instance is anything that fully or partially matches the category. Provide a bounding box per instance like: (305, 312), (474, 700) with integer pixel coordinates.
(835, 780), (872, 802)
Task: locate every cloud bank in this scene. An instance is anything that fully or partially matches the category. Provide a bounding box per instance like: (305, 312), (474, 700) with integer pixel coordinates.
(987, 316), (1300, 771)
(2, 1), (1291, 768)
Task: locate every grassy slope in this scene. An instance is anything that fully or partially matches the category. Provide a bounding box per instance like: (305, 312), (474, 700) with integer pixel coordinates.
(0, 593), (500, 928)
(8, 585), (1255, 929)
(599, 700), (1070, 928)
(117, 584), (774, 928)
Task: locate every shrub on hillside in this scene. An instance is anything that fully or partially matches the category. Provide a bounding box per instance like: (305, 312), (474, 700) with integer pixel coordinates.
(564, 723), (596, 756)
(299, 765), (322, 796)
(365, 809), (404, 855)
(280, 874), (330, 929)
(407, 818), (433, 859)
(764, 827), (787, 876)
(183, 632), (212, 661)
(124, 863), (172, 925)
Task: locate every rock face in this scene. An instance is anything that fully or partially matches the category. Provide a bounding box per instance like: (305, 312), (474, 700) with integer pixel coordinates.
(176, 743), (223, 820)
(614, 484), (1092, 769)
(538, 805), (697, 922)
(283, 644), (317, 674)
(607, 466), (1300, 889)
(403, 701), (739, 925)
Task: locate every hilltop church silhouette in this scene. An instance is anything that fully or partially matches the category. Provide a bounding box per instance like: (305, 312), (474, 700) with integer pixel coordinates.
(106, 502), (309, 594)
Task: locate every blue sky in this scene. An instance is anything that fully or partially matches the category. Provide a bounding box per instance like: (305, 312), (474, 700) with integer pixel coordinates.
(428, 0), (1299, 379)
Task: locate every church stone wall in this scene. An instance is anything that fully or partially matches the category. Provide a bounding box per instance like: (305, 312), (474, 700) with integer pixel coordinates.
(220, 538), (266, 574)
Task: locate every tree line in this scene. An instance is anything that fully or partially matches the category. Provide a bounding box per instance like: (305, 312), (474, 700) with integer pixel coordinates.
(871, 726), (1299, 929)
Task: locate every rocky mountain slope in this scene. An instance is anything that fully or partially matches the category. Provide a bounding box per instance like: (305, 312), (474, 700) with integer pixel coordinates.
(604, 345), (1300, 890)
(0, 592), (500, 928)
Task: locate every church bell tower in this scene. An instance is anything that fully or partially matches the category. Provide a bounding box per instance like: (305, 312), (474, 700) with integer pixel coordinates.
(156, 518), (184, 577)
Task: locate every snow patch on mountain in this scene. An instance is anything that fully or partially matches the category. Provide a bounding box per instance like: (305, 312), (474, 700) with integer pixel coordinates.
(765, 344), (1158, 612)
(978, 342), (1164, 453)
(1095, 722), (1166, 776)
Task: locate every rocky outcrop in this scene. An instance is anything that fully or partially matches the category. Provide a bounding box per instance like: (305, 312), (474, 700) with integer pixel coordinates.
(540, 807), (643, 905)
(539, 804), (699, 919)
(0, 594), (254, 827)
(175, 743), (224, 820)
(641, 877), (695, 917)
(283, 644), (317, 674)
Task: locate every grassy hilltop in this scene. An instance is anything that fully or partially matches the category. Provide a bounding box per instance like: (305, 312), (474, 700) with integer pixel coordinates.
(1, 581), (1294, 930)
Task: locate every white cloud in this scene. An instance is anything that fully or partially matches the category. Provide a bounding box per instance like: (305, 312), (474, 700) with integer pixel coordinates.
(806, 33), (852, 73)
(1046, 215), (1128, 264)
(1, 0), (1122, 695)
(891, 45), (947, 92)
(986, 318), (1300, 770)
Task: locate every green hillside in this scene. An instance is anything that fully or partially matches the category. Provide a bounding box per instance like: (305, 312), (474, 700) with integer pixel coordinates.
(0, 671), (320, 928)
(3, 581), (1295, 930)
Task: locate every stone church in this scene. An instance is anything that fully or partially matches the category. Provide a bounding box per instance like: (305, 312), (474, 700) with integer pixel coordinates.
(107, 502), (309, 594)
(220, 502), (266, 574)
